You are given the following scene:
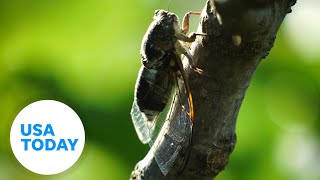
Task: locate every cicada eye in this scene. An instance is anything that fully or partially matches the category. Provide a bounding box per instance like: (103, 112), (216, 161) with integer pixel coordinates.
(154, 10), (164, 20)
(154, 9), (161, 15)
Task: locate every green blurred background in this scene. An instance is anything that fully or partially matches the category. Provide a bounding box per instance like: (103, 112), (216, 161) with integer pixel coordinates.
(0, 0), (319, 179)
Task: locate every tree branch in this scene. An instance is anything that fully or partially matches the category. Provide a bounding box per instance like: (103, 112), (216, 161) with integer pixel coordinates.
(131, 0), (296, 179)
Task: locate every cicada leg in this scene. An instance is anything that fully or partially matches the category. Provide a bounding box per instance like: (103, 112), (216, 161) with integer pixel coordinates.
(181, 11), (201, 34)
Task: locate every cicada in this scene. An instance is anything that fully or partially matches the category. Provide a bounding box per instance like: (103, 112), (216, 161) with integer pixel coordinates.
(131, 9), (203, 175)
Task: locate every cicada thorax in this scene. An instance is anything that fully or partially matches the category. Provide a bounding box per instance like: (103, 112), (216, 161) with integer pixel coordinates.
(140, 14), (177, 69)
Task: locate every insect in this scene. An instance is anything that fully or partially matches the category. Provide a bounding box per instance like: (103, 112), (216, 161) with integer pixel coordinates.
(131, 9), (203, 175)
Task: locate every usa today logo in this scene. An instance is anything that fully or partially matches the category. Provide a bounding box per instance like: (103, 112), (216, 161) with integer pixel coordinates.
(10, 100), (85, 175)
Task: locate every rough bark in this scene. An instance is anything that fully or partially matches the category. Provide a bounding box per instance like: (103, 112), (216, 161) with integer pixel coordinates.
(131, 0), (296, 179)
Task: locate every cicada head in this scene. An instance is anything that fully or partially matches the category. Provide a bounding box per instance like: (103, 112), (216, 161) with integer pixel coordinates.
(153, 9), (178, 24)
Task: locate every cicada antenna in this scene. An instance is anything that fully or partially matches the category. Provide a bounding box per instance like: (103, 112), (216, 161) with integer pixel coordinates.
(167, 0), (172, 11)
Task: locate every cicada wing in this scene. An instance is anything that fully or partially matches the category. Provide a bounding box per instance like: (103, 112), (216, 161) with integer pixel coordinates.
(130, 101), (154, 144)
(150, 98), (193, 175)
(131, 93), (175, 145)
(131, 67), (175, 144)
(147, 87), (176, 147)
